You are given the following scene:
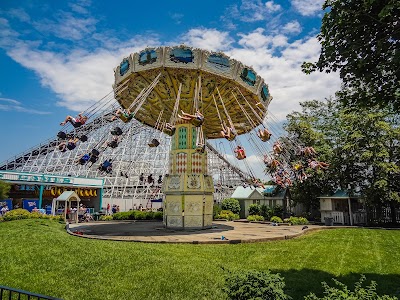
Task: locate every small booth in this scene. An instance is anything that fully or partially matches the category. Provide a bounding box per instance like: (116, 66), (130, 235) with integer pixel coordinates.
(319, 190), (365, 225)
(52, 191), (81, 224)
(231, 186), (265, 218)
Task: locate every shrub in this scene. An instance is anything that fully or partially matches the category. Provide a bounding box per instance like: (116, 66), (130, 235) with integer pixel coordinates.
(305, 275), (397, 300)
(213, 204), (222, 219)
(270, 216), (283, 223)
(99, 215), (113, 221)
(224, 269), (290, 300)
(3, 209), (31, 221)
(260, 204), (270, 219)
(248, 204), (261, 216)
(217, 210), (240, 221)
(0, 216), (3, 222)
(287, 216), (309, 225)
(247, 215), (265, 222)
(221, 198), (241, 215)
(2, 209), (64, 222)
(133, 210), (146, 220)
(112, 211), (131, 220)
(153, 211), (163, 220)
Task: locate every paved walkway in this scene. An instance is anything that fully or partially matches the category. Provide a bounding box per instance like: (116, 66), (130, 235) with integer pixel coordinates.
(68, 221), (326, 244)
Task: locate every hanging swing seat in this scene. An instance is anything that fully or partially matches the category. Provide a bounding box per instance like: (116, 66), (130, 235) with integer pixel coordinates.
(57, 131), (67, 139)
(119, 113), (133, 123)
(195, 144), (205, 153)
(259, 134), (271, 142)
(235, 150), (246, 160)
(163, 127), (176, 136)
(79, 135), (88, 142)
(190, 117), (204, 127)
(226, 134), (236, 142)
(111, 127), (123, 136)
(148, 139), (160, 147)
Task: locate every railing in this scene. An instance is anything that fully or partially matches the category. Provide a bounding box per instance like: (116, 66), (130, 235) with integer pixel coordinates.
(0, 285), (62, 300)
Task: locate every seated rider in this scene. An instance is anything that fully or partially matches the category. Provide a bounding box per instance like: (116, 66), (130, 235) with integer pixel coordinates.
(76, 153), (91, 165)
(60, 112), (88, 128)
(99, 159), (112, 173)
(58, 137), (79, 152)
(178, 110), (204, 123)
(257, 128), (272, 141)
(110, 108), (133, 121)
(220, 123), (235, 140)
(304, 146), (317, 157)
(234, 146), (246, 159)
(308, 159), (329, 170)
(273, 141), (283, 154)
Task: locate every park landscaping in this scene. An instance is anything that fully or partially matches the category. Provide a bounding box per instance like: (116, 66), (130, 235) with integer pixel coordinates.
(0, 219), (399, 299)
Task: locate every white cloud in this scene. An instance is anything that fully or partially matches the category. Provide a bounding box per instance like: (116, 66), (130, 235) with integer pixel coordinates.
(265, 1), (282, 12)
(170, 13), (184, 25)
(282, 21), (302, 34)
(5, 37), (160, 111)
(32, 13), (97, 41)
(228, 33), (341, 121)
(291, 0), (324, 16)
(238, 28), (272, 49)
(7, 8), (31, 22)
(0, 97), (51, 114)
(180, 28), (233, 52)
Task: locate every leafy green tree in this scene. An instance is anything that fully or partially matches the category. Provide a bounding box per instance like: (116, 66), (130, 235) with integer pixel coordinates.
(0, 180), (11, 200)
(302, 0), (400, 109)
(221, 198), (241, 215)
(284, 99), (400, 223)
(284, 100), (338, 212)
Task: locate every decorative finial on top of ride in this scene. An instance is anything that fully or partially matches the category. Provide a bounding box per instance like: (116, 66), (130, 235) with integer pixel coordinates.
(112, 45), (272, 139)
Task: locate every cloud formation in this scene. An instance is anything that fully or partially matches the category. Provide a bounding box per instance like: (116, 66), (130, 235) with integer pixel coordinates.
(291, 0), (325, 16)
(0, 97), (51, 114)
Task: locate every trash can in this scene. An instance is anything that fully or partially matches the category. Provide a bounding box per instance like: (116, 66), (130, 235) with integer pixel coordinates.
(324, 217), (334, 226)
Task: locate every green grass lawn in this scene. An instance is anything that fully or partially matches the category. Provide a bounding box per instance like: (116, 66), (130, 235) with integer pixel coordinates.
(1, 219), (400, 300)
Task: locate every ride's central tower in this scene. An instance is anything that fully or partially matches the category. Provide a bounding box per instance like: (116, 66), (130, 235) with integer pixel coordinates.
(162, 122), (214, 229)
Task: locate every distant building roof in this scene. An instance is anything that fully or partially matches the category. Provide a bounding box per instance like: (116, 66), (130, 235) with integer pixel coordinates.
(319, 189), (361, 199)
(55, 191), (81, 202)
(231, 186), (263, 199)
(262, 185), (288, 199)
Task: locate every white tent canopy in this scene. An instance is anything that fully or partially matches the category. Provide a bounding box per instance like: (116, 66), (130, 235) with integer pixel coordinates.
(52, 191), (81, 223)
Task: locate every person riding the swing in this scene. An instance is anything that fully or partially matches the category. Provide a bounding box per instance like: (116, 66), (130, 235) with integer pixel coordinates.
(308, 159), (329, 170)
(234, 145), (246, 160)
(273, 141), (283, 154)
(220, 122), (235, 141)
(109, 108), (134, 122)
(58, 137), (80, 152)
(257, 128), (272, 142)
(178, 109), (204, 126)
(60, 112), (88, 128)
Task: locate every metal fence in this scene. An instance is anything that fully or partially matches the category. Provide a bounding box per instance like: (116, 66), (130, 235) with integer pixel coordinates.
(0, 285), (61, 300)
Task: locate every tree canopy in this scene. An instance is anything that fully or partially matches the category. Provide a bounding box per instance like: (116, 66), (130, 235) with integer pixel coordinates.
(302, 0), (400, 109)
(0, 180), (11, 200)
(284, 99), (400, 223)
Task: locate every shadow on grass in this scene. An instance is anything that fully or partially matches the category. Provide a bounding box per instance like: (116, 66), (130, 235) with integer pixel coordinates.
(71, 221), (235, 236)
(271, 268), (400, 299)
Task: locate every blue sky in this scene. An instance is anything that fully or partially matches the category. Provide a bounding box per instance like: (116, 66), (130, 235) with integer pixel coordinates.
(0, 0), (341, 174)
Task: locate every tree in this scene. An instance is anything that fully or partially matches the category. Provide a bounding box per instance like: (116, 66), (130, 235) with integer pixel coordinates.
(284, 99), (338, 213)
(302, 0), (400, 109)
(0, 180), (11, 200)
(284, 99), (400, 224)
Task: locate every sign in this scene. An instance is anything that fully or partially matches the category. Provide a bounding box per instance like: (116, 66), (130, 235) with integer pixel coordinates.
(0, 199), (13, 210)
(0, 171), (103, 187)
(22, 199), (39, 212)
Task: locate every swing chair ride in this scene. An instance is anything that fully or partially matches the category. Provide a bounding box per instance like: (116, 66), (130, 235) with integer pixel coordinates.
(111, 45), (273, 229)
(50, 45), (327, 229)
